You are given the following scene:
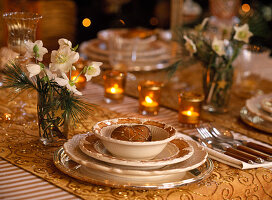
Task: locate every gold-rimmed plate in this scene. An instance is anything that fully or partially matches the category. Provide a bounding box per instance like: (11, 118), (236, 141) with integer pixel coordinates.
(246, 94), (272, 123)
(240, 106), (272, 134)
(54, 147), (213, 190)
(63, 134), (208, 176)
(77, 133), (194, 168)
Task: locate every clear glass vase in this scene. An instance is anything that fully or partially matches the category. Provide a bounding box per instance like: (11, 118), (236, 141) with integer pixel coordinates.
(202, 63), (234, 113)
(37, 93), (68, 146)
(2, 12), (42, 63)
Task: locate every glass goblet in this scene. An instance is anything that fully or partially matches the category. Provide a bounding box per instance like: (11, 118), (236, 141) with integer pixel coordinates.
(2, 12), (42, 63)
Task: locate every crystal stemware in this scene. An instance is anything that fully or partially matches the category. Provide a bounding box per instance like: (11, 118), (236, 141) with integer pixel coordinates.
(2, 12), (42, 63)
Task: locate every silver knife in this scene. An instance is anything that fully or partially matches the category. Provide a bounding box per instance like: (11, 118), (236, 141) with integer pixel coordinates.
(191, 135), (257, 164)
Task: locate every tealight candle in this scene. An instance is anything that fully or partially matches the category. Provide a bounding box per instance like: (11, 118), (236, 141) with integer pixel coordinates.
(71, 69), (86, 90)
(70, 58), (88, 90)
(106, 84), (124, 94)
(138, 80), (162, 115)
(178, 91), (204, 124)
(103, 70), (126, 103)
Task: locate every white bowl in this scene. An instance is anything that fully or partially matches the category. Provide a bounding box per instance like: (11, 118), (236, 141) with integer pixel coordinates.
(92, 118), (177, 160)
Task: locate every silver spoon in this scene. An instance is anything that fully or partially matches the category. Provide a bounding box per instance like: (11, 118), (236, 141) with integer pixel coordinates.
(191, 135), (254, 164)
(209, 125), (272, 160)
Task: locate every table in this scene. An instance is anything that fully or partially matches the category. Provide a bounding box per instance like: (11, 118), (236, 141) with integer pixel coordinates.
(1, 75), (272, 199)
(1, 42), (272, 200)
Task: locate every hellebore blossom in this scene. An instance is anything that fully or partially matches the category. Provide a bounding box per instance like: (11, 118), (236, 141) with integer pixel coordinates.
(85, 61), (103, 81)
(212, 38), (226, 56)
(234, 24), (253, 43)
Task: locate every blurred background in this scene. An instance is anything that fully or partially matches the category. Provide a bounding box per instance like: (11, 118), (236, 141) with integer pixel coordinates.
(0, 0), (271, 51)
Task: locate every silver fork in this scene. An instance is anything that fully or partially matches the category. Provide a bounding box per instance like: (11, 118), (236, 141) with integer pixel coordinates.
(196, 126), (264, 164)
(209, 125), (272, 161)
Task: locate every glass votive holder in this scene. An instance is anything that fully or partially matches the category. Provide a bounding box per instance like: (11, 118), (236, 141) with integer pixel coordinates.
(103, 70), (126, 103)
(71, 68), (87, 90)
(138, 80), (162, 115)
(178, 91), (204, 124)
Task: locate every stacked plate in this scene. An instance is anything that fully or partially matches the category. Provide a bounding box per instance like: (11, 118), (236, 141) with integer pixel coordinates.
(79, 28), (173, 72)
(240, 93), (272, 133)
(54, 118), (212, 189)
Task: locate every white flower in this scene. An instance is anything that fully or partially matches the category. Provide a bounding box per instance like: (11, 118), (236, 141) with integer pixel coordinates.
(55, 73), (82, 95)
(26, 63), (43, 78)
(212, 37), (226, 56)
(45, 68), (57, 80)
(233, 24), (253, 43)
(184, 35), (197, 55)
(58, 38), (72, 48)
(25, 40), (48, 61)
(49, 46), (79, 73)
(85, 62), (102, 81)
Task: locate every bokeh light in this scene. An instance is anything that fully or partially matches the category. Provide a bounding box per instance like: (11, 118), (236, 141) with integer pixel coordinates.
(119, 19), (125, 25)
(82, 18), (91, 27)
(242, 4), (250, 13)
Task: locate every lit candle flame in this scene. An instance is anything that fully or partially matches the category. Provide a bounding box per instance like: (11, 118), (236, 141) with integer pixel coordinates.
(110, 84), (119, 93)
(4, 113), (11, 120)
(181, 107), (199, 117)
(145, 96), (153, 104)
(187, 110), (193, 116)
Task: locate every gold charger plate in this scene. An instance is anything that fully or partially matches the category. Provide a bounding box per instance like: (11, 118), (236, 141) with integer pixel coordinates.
(53, 147), (213, 190)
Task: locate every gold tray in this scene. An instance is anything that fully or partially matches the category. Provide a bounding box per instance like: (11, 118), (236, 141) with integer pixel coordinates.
(53, 147), (213, 190)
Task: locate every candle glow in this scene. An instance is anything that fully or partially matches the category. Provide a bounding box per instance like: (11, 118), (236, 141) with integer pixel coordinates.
(108, 84), (123, 94)
(138, 80), (162, 115)
(70, 71), (86, 90)
(142, 96), (158, 107)
(178, 92), (203, 124)
(181, 108), (199, 117)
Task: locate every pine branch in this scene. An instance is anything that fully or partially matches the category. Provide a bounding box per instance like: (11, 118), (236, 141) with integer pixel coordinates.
(58, 88), (95, 124)
(1, 62), (37, 93)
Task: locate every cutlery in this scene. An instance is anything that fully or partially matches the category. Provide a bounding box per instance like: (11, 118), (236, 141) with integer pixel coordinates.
(209, 125), (272, 159)
(196, 127), (264, 164)
(191, 135), (254, 164)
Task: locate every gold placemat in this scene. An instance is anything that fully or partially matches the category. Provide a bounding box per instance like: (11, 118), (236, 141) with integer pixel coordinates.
(0, 88), (272, 200)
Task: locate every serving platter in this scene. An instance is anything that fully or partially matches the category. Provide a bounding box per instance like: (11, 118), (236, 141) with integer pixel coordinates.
(54, 147), (213, 190)
(240, 106), (272, 134)
(78, 133), (194, 168)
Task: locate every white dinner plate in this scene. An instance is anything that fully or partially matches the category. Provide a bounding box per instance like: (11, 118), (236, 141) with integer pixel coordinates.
(240, 107), (272, 134)
(54, 147), (213, 190)
(260, 96), (272, 114)
(78, 133), (194, 168)
(246, 93), (272, 123)
(80, 39), (169, 57)
(63, 134), (208, 176)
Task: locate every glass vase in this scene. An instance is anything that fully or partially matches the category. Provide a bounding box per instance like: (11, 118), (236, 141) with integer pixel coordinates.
(37, 93), (68, 146)
(2, 12), (42, 63)
(202, 63), (234, 113)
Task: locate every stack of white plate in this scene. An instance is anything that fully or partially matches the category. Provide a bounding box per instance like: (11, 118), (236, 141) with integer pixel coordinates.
(54, 132), (212, 189)
(240, 93), (272, 133)
(79, 29), (173, 72)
